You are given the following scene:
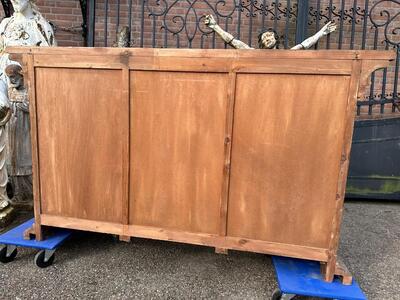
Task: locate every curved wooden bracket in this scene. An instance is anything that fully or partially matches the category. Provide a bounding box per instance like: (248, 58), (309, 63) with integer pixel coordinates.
(357, 59), (394, 100)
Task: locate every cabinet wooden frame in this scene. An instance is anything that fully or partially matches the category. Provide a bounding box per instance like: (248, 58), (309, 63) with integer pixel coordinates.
(8, 47), (395, 281)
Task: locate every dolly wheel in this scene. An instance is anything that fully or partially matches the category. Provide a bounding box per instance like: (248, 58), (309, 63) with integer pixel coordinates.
(271, 288), (283, 300)
(34, 250), (55, 268)
(0, 245), (18, 263)
(271, 288), (297, 300)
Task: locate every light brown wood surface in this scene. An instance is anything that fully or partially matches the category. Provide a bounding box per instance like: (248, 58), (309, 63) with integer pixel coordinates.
(35, 68), (126, 223)
(7, 47), (395, 281)
(130, 71), (228, 234)
(227, 73), (350, 249)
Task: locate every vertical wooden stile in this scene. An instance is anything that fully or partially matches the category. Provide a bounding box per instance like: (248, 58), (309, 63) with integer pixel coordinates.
(26, 53), (43, 240)
(121, 66), (130, 239)
(219, 71), (237, 239)
(324, 58), (362, 281)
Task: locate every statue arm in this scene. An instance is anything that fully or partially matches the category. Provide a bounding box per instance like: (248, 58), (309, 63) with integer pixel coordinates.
(291, 21), (337, 50)
(204, 15), (252, 49)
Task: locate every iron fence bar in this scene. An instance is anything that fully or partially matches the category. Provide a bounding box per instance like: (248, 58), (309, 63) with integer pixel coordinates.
(358, 98), (397, 106)
(338, 0), (345, 49)
(128, 0), (133, 46)
(361, 0), (368, 49)
(237, 2), (242, 43)
(284, 0), (291, 49)
(358, 0), (369, 115)
(104, 0), (109, 46)
(368, 27), (379, 115)
(261, 0), (266, 30)
(273, 0), (278, 31)
(314, 0), (321, 49)
(212, 31), (216, 49)
(163, 24), (168, 48)
(116, 0), (120, 35)
(152, 15), (156, 48)
(87, 0), (96, 47)
(248, 0), (254, 47)
(79, 0), (88, 47)
(326, 0), (332, 49)
(380, 42), (389, 114)
(140, 0), (145, 47)
(350, 0), (357, 49)
(295, 0), (308, 45)
(393, 49), (400, 112)
(224, 17), (229, 49)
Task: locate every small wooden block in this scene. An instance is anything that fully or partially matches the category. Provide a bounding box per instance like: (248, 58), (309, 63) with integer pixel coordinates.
(119, 235), (131, 242)
(23, 225), (36, 240)
(335, 258), (353, 285)
(215, 247), (228, 255)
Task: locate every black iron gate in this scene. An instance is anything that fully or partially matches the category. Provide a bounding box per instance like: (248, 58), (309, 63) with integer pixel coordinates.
(80, 0), (399, 117)
(0, 0), (398, 115)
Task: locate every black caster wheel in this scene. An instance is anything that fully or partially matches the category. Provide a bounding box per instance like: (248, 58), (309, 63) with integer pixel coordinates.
(0, 245), (18, 263)
(272, 288), (283, 300)
(34, 250), (55, 268)
(271, 288), (297, 300)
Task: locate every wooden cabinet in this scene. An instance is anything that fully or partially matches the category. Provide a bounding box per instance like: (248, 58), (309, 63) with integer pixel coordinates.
(8, 47), (394, 281)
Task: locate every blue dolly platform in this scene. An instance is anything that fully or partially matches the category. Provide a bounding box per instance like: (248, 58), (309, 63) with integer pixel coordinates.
(272, 256), (366, 300)
(0, 218), (71, 268)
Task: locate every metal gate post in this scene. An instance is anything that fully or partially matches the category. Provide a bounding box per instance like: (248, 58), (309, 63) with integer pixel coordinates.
(87, 0), (96, 47)
(295, 0), (309, 45)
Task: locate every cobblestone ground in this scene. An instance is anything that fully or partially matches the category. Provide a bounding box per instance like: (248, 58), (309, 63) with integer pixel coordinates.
(0, 200), (399, 300)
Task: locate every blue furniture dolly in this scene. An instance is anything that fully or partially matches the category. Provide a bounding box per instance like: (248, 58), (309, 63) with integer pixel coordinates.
(0, 218), (71, 268)
(271, 256), (366, 300)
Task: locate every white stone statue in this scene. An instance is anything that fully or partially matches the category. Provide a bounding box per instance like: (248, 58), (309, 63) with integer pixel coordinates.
(204, 14), (336, 50)
(0, 0), (56, 227)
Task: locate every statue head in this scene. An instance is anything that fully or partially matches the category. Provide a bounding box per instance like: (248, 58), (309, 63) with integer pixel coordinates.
(5, 64), (24, 89)
(11, 0), (37, 16)
(258, 29), (280, 49)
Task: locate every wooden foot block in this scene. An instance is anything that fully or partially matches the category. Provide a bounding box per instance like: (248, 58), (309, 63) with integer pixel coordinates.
(215, 247), (228, 255)
(23, 225), (36, 240)
(119, 235), (131, 242)
(335, 258), (353, 285)
(321, 257), (353, 285)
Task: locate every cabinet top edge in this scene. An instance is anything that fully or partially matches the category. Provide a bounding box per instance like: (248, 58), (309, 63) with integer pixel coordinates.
(5, 46), (397, 61)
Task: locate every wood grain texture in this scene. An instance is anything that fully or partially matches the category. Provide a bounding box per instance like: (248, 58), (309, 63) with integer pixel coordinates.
(6, 46), (396, 61)
(40, 214), (123, 235)
(130, 71), (229, 234)
(324, 61), (362, 281)
(227, 73), (351, 249)
(14, 47), (394, 276)
(35, 68), (126, 223)
(25, 54), (43, 240)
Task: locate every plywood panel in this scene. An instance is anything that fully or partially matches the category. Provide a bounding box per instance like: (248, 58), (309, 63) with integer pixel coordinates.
(227, 74), (351, 248)
(130, 71), (228, 234)
(35, 68), (126, 223)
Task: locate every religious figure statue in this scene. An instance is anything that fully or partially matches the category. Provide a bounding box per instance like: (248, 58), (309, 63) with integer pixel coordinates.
(204, 15), (336, 50)
(113, 26), (131, 48)
(0, 0), (56, 227)
(0, 80), (12, 227)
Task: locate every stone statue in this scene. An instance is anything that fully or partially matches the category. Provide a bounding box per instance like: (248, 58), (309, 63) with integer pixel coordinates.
(0, 0), (56, 227)
(0, 80), (12, 227)
(113, 26), (131, 48)
(204, 14), (336, 50)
